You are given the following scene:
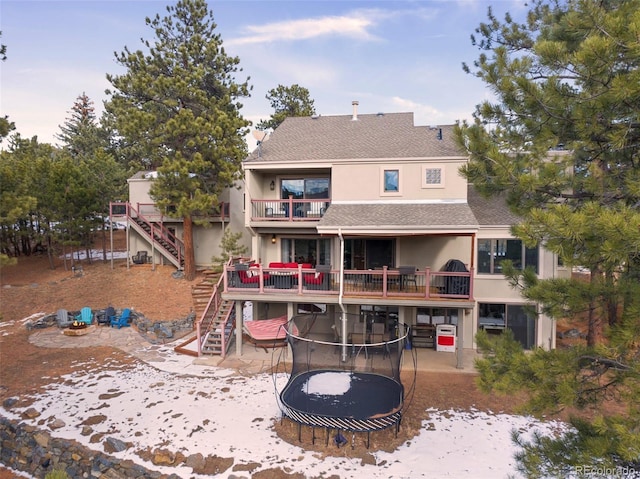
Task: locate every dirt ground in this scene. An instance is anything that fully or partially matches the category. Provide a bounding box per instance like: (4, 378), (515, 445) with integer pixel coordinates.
(0, 231), (527, 478)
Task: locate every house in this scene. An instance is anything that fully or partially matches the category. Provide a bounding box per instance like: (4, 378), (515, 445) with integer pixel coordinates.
(219, 102), (568, 362)
(110, 170), (249, 269)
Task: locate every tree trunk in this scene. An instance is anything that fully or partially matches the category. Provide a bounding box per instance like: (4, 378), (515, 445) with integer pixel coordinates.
(586, 270), (603, 347)
(183, 215), (196, 281)
(46, 234), (55, 270)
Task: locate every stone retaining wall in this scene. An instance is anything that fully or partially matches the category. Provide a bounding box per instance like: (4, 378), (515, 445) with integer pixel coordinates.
(0, 416), (180, 479)
(26, 312), (195, 345)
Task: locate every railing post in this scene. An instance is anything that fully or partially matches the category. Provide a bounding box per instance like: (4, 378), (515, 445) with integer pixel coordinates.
(382, 266), (388, 296)
(258, 264), (265, 291)
(425, 267), (431, 299)
(468, 267), (474, 300)
(196, 321), (202, 356)
(288, 195), (293, 221)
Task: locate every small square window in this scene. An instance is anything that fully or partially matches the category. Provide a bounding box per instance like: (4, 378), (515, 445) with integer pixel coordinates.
(421, 165), (445, 188)
(425, 168), (441, 184)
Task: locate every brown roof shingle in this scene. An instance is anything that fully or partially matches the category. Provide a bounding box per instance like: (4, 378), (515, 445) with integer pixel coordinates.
(317, 203), (479, 233)
(246, 113), (464, 162)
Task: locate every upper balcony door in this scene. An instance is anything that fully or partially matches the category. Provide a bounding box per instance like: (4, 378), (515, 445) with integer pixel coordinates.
(344, 239), (396, 270)
(281, 178), (329, 201)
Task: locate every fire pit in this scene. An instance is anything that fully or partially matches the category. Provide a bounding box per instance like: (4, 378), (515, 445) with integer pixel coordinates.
(63, 321), (93, 336)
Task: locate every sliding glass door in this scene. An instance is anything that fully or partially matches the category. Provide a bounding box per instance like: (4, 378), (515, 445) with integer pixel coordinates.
(344, 239), (395, 270)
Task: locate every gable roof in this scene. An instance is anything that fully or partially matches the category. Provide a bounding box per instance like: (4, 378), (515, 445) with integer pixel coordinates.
(246, 113), (465, 162)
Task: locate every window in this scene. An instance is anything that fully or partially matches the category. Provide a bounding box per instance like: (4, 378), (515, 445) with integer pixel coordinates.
(344, 238), (395, 269)
(421, 165), (445, 188)
(360, 305), (398, 326)
(477, 239), (539, 274)
(281, 238), (331, 266)
(478, 303), (536, 349)
(281, 178), (329, 200)
(297, 304), (327, 315)
(381, 168), (401, 194)
(416, 307), (458, 326)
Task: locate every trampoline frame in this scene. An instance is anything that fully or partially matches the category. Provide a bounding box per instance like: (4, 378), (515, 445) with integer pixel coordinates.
(273, 315), (416, 448)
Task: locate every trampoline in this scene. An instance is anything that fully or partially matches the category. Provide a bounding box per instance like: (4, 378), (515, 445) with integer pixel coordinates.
(273, 313), (416, 448)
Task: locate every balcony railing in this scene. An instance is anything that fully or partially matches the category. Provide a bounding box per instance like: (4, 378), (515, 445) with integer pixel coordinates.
(123, 202), (230, 222)
(223, 264), (474, 301)
(251, 198), (331, 221)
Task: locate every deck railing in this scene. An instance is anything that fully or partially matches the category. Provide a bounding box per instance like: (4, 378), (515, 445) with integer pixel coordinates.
(110, 202), (185, 267)
(196, 258), (235, 358)
(223, 264), (474, 301)
(250, 198), (330, 221)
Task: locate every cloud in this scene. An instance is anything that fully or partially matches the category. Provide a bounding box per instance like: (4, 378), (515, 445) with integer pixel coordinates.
(226, 9), (394, 46)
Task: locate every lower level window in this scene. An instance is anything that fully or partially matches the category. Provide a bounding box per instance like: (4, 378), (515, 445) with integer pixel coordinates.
(478, 303), (536, 349)
(416, 307), (458, 326)
(477, 239), (539, 274)
(297, 304), (327, 315)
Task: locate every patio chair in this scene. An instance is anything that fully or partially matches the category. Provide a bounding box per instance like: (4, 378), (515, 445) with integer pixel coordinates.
(110, 308), (131, 329)
(350, 321), (369, 358)
(370, 322), (391, 358)
(96, 306), (115, 326)
(132, 251), (148, 264)
(302, 264), (331, 290)
(398, 266), (418, 291)
(75, 307), (93, 325)
(56, 309), (73, 328)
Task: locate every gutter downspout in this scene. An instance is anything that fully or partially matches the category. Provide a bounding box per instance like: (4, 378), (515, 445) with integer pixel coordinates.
(236, 225), (258, 356)
(338, 229), (348, 362)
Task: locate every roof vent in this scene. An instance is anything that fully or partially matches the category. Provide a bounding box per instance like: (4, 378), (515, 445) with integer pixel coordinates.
(376, 112), (384, 117)
(351, 101), (359, 121)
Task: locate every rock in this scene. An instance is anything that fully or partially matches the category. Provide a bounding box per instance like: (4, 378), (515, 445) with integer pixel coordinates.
(103, 437), (128, 454)
(33, 431), (50, 448)
(151, 448), (176, 466)
(2, 397), (18, 409)
(154, 324), (173, 339)
(22, 407), (41, 419)
(558, 328), (581, 339)
(184, 453), (204, 470)
(49, 419), (65, 430)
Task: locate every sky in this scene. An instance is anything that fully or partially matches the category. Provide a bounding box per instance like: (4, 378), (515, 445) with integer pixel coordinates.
(1, 312), (568, 479)
(0, 0), (526, 148)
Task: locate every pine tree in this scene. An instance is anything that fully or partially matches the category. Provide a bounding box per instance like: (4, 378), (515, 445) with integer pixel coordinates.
(56, 92), (100, 158)
(56, 93), (128, 261)
(256, 84), (316, 131)
(457, 0), (640, 473)
(210, 228), (247, 273)
(105, 0), (251, 280)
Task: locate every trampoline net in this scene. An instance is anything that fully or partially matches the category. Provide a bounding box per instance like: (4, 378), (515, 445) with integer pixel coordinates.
(284, 312), (409, 381)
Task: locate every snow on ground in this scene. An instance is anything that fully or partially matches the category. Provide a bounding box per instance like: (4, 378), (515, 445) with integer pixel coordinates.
(2, 338), (568, 479)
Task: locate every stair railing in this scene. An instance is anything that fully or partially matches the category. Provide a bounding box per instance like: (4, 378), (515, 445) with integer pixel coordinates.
(196, 257), (234, 357)
(126, 203), (185, 267)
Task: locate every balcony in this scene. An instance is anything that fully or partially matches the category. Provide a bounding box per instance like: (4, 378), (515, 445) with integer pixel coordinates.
(123, 202), (230, 223)
(222, 264), (474, 303)
(250, 198), (331, 222)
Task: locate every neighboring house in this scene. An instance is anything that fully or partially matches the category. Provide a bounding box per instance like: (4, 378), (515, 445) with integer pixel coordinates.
(219, 102), (568, 362)
(111, 170), (249, 269)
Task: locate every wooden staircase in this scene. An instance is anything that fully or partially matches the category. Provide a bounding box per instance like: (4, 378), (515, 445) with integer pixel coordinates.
(130, 216), (184, 269)
(191, 270), (220, 319)
(189, 269), (236, 356)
